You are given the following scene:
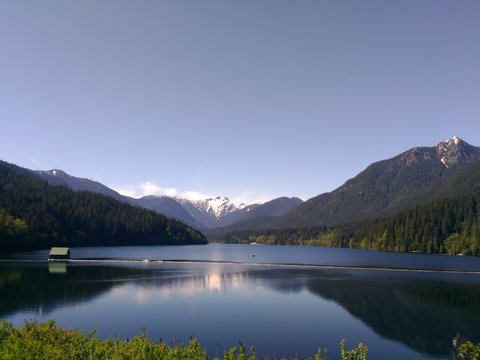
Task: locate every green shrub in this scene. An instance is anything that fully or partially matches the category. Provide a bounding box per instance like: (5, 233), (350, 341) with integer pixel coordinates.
(0, 320), (374, 360)
(458, 341), (480, 360)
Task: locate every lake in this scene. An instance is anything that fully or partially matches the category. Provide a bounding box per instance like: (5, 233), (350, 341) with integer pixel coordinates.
(2, 244), (480, 359)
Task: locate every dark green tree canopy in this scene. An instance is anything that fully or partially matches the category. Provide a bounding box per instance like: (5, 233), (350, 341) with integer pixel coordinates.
(214, 193), (480, 256)
(0, 161), (206, 253)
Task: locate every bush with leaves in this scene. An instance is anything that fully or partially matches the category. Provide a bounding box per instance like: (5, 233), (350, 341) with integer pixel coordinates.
(458, 342), (480, 360)
(0, 320), (374, 360)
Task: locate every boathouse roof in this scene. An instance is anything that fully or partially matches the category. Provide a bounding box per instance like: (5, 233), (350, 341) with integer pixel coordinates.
(49, 247), (70, 258)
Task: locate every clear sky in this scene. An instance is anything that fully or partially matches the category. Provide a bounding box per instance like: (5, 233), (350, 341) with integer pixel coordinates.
(1, 1), (479, 204)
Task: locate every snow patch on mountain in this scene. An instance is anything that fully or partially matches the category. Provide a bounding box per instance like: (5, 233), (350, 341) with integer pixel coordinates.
(177, 196), (248, 219)
(440, 157), (448, 168)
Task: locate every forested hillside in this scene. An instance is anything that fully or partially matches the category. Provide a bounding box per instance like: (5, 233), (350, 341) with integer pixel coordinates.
(0, 161), (206, 253)
(278, 137), (480, 228)
(214, 193), (480, 256)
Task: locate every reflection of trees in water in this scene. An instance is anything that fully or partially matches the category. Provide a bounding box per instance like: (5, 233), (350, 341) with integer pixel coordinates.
(0, 263), (252, 318)
(251, 268), (480, 357)
(321, 278), (480, 357)
(0, 263), (152, 317)
(1, 263), (480, 358)
(139, 267), (480, 357)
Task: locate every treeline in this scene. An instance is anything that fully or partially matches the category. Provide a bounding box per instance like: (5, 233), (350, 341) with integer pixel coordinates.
(0, 161), (206, 253)
(213, 193), (480, 256)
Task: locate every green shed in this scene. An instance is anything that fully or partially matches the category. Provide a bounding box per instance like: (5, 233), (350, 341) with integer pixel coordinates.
(49, 247), (70, 260)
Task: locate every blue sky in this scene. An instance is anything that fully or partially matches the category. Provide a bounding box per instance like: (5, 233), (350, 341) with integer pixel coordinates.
(1, 1), (479, 204)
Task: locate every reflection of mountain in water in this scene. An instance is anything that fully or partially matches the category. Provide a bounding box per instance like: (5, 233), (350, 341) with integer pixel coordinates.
(1, 263), (480, 358)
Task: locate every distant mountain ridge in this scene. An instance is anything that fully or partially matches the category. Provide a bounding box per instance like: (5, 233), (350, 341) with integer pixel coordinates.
(135, 196), (205, 229)
(28, 136), (480, 234)
(175, 196), (257, 228)
(206, 197), (304, 235)
(36, 169), (134, 205)
(178, 196), (248, 219)
(32, 170), (303, 229)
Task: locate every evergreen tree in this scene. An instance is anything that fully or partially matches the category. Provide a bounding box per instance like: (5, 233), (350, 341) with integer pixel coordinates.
(0, 161), (207, 253)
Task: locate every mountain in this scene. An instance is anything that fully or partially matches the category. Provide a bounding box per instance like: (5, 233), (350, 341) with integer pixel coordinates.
(35, 169), (208, 226)
(31, 169), (266, 229)
(177, 196), (303, 230)
(34, 170), (211, 228)
(136, 196), (205, 229)
(207, 197), (304, 235)
(36, 169), (134, 204)
(0, 160), (206, 253)
(216, 191), (480, 256)
(31, 170), (275, 229)
(25, 136), (480, 233)
(279, 137), (480, 228)
(246, 197), (303, 218)
(175, 196), (257, 228)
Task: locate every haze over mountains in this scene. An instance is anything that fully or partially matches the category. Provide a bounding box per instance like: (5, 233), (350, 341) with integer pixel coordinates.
(24, 136), (480, 236)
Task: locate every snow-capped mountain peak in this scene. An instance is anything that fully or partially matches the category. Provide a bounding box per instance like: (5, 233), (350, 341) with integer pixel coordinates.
(436, 136), (480, 169)
(181, 196), (243, 219)
(169, 195), (261, 228)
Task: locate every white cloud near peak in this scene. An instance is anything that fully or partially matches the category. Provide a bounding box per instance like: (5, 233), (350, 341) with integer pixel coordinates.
(140, 181), (178, 197)
(114, 181), (210, 200)
(112, 186), (139, 198)
(113, 181), (268, 205)
(181, 191), (211, 201)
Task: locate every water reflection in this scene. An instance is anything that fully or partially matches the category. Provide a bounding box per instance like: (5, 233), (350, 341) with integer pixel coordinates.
(48, 262), (67, 274)
(108, 272), (242, 305)
(1, 262), (480, 358)
(146, 270), (249, 293)
(302, 271), (480, 357)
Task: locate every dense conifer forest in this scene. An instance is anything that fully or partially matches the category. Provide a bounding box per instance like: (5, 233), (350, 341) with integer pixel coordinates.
(214, 193), (480, 256)
(0, 161), (206, 253)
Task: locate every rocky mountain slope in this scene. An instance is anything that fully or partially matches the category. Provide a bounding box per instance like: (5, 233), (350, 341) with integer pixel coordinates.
(278, 137), (480, 228)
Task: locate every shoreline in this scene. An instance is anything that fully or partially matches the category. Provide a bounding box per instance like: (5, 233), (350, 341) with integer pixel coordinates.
(1, 257), (480, 275)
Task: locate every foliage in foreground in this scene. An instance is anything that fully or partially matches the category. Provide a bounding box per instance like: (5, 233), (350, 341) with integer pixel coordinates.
(0, 320), (368, 360)
(1, 321), (479, 360)
(458, 342), (480, 360)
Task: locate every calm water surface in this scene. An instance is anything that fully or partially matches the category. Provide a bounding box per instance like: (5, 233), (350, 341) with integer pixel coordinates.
(2, 244), (480, 359)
